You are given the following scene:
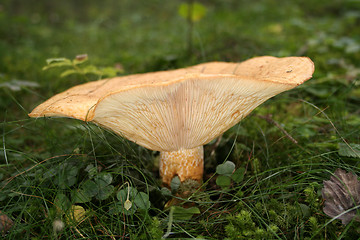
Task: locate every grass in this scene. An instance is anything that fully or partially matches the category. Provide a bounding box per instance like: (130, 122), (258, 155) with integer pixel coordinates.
(1, 0), (360, 239)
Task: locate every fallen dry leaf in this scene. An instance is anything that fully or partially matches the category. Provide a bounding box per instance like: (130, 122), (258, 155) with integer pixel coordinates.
(322, 168), (360, 224)
(0, 211), (13, 233)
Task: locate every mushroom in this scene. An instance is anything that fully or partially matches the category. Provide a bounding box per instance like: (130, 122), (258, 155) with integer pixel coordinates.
(29, 56), (314, 186)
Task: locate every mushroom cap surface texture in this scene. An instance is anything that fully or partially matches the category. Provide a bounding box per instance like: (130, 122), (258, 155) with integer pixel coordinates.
(29, 56), (314, 152)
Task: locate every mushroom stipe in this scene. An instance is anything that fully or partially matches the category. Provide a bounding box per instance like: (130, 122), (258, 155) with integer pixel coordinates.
(29, 56), (314, 187)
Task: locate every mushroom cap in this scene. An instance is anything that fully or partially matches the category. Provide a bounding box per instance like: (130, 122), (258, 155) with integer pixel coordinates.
(29, 56), (314, 152)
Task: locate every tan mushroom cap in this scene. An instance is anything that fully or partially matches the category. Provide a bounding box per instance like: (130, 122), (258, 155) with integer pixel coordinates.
(29, 56), (314, 152)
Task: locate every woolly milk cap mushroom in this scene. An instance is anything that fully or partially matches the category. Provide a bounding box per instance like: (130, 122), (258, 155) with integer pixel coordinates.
(29, 56), (314, 186)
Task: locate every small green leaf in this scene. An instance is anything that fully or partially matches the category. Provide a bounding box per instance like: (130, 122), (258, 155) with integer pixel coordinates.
(231, 167), (245, 183)
(66, 176), (77, 188)
(172, 206), (200, 220)
(216, 161), (235, 176)
(117, 187), (138, 202)
(298, 203), (311, 218)
(54, 193), (71, 212)
(171, 176), (181, 192)
(216, 175), (231, 188)
(68, 166), (79, 176)
(115, 187), (150, 214)
(7, 192), (20, 197)
(56, 172), (77, 189)
(60, 69), (78, 78)
(100, 66), (122, 78)
(84, 164), (97, 179)
(43, 58), (72, 70)
(54, 163), (79, 189)
(161, 187), (172, 196)
(96, 185), (114, 200)
(82, 65), (102, 75)
(134, 192), (151, 210)
(81, 180), (98, 198)
(116, 187), (138, 215)
(94, 173), (113, 187)
(178, 2), (207, 22)
(45, 58), (71, 65)
(338, 143), (360, 158)
(71, 189), (92, 203)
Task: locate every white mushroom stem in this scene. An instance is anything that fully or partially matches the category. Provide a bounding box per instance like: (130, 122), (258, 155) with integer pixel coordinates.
(159, 146), (204, 186)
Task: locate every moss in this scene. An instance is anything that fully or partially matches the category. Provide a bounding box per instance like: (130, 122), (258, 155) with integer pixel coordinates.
(225, 210), (279, 239)
(147, 217), (163, 240)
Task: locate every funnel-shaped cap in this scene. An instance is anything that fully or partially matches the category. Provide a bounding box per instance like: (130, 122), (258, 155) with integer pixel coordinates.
(30, 56), (314, 151)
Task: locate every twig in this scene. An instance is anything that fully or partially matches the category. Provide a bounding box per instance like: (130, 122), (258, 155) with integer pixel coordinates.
(9, 190), (54, 205)
(300, 100), (360, 158)
(71, 226), (85, 238)
(258, 114), (298, 144)
(93, 216), (116, 240)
